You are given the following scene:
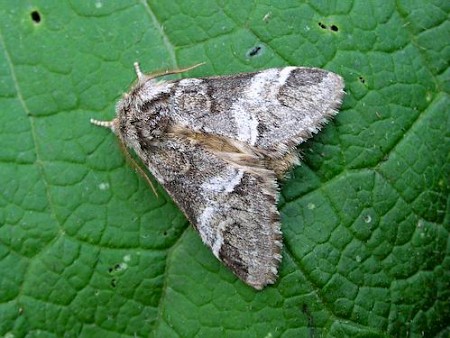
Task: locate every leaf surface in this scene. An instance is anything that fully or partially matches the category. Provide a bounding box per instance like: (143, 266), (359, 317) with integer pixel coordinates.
(0, 1), (449, 337)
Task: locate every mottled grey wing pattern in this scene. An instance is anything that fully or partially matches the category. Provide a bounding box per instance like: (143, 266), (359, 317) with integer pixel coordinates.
(169, 67), (344, 154)
(138, 137), (282, 290)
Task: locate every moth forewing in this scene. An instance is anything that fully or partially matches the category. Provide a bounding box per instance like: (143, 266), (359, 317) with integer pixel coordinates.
(91, 62), (344, 290)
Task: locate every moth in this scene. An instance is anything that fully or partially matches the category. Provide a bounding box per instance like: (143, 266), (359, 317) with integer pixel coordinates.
(91, 62), (344, 290)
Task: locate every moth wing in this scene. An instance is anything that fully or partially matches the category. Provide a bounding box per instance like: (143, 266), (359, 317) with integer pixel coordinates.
(170, 67), (344, 154)
(142, 137), (281, 290)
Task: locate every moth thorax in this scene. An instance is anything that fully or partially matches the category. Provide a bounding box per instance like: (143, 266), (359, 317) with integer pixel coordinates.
(119, 111), (171, 144)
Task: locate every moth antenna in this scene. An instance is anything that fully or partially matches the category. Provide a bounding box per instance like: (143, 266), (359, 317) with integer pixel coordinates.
(90, 118), (115, 129)
(161, 62), (206, 76)
(133, 62), (145, 82)
(135, 62), (206, 80)
(117, 135), (159, 198)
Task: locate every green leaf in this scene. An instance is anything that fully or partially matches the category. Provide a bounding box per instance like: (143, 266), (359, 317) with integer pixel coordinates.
(0, 1), (448, 337)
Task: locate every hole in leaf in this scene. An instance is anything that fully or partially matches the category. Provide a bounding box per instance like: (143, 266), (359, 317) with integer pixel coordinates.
(318, 22), (327, 29)
(330, 25), (338, 32)
(30, 10), (41, 23)
(247, 45), (264, 58)
(249, 46), (262, 57)
(359, 76), (366, 84)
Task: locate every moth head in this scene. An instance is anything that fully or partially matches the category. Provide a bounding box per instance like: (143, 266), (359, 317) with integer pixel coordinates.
(115, 93), (171, 146)
(90, 101), (159, 197)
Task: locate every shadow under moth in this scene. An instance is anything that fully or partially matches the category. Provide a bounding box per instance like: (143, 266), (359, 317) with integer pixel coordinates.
(91, 62), (344, 290)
